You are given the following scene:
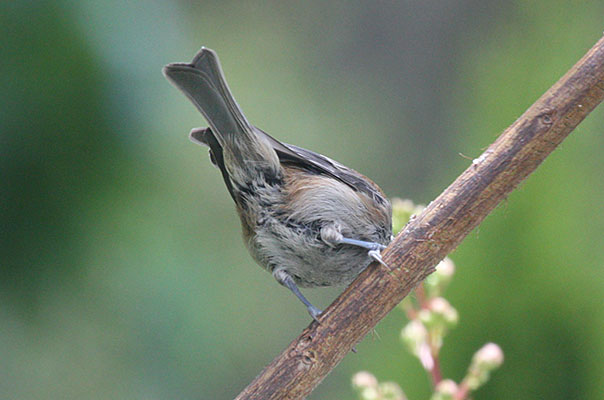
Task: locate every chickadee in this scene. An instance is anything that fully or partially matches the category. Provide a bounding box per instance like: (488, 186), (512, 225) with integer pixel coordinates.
(163, 48), (392, 320)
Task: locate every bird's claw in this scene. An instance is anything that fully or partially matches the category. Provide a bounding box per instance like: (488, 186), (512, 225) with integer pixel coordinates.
(368, 249), (392, 270)
(308, 305), (323, 323)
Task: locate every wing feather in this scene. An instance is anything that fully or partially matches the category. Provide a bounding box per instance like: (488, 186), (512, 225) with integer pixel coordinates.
(191, 126), (388, 206)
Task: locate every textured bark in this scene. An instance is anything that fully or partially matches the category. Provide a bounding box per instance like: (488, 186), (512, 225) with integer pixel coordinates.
(235, 35), (604, 400)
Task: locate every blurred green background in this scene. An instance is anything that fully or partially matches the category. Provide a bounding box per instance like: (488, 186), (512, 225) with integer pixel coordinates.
(2, 1), (604, 399)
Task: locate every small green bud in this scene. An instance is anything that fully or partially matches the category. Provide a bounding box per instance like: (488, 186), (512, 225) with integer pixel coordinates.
(428, 297), (459, 327)
(379, 381), (406, 400)
(464, 343), (504, 390)
(352, 371), (379, 400)
(360, 387), (379, 400)
(401, 320), (433, 370)
(417, 308), (436, 328)
(419, 297), (458, 328)
(430, 379), (458, 400)
(424, 257), (455, 298)
(472, 342), (504, 371)
(418, 298), (458, 352)
(352, 373), (407, 400)
(401, 320), (428, 354)
(352, 371), (378, 390)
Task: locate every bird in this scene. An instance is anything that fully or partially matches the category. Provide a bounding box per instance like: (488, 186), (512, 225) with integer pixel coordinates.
(163, 47), (392, 320)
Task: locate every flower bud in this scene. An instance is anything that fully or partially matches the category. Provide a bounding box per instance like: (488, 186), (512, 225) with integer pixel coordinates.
(352, 371), (379, 400)
(379, 382), (406, 400)
(428, 297), (459, 328)
(352, 373), (407, 400)
(464, 343), (504, 390)
(424, 257), (455, 297)
(472, 342), (504, 372)
(401, 320), (433, 370)
(416, 298), (458, 352)
(401, 320), (428, 354)
(359, 386), (379, 400)
(352, 371), (379, 390)
(417, 298), (458, 329)
(430, 379), (458, 400)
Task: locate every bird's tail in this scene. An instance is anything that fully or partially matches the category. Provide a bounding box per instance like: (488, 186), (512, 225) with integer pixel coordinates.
(163, 48), (279, 174)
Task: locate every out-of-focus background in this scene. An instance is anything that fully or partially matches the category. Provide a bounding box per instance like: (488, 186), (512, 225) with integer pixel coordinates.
(2, 1), (604, 399)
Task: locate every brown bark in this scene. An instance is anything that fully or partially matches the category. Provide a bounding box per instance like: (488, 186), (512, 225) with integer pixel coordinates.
(235, 35), (604, 400)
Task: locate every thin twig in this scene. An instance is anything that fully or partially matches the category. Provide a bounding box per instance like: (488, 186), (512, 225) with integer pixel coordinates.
(429, 352), (443, 388)
(413, 283), (442, 388)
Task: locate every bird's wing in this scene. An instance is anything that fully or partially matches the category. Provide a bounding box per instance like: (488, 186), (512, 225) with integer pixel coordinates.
(253, 127), (388, 205)
(190, 125), (388, 205)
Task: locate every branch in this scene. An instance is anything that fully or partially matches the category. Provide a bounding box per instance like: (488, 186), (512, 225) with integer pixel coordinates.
(235, 35), (604, 400)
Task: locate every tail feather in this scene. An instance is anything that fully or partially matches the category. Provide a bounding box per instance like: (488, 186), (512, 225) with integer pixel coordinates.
(163, 48), (276, 169)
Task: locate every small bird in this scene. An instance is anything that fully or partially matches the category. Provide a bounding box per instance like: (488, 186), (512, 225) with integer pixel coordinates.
(163, 48), (392, 320)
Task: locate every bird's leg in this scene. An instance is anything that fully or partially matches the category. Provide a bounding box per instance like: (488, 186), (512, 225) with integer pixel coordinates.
(273, 268), (322, 322)
(321, 224), (391, 270)
(336, 237), (390, 268)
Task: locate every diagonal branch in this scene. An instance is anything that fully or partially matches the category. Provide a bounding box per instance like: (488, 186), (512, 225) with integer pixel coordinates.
(235, 35), (604, 400)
